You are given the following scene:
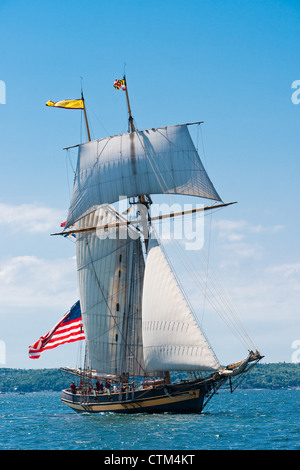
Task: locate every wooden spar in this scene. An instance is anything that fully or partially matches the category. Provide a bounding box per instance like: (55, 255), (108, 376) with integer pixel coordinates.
(81, 91), (91, 142)
(124, 75), (135, 133)
(51, 201), (237, 236)
(62, 122), (206, 150)
(149, 201), (237, 221)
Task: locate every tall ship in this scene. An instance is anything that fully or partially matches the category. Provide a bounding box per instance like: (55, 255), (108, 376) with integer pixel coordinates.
(48, 76), (262, 413)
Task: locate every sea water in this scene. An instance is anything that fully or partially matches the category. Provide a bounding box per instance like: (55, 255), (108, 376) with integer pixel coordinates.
(0, 389), (299, 451)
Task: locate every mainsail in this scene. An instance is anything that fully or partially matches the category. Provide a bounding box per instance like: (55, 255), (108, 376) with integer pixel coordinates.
(142, 232), (220, 372)
(76, 208), (145, 377)
(66, 124), (222, 228)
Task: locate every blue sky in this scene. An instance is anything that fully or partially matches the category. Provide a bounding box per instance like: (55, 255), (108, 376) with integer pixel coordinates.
(0, 0), (299, 369)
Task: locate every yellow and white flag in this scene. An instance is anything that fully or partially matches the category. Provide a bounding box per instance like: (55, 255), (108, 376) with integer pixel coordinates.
(46, 99), (84, 109)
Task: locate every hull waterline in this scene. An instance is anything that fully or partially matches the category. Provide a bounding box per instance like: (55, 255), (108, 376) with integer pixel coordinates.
(61, 353), (263, 414)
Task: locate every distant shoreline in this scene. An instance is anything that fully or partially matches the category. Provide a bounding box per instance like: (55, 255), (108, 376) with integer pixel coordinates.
(0, 363), (299, 393)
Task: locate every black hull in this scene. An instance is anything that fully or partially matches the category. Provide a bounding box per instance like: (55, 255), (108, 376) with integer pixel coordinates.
(61, 379), (217, 414)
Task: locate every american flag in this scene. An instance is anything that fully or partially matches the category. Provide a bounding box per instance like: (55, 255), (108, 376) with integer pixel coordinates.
(29, 301), (85, 359)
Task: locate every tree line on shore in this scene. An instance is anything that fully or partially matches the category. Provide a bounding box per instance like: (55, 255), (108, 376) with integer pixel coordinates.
(0, 362), (299, 393)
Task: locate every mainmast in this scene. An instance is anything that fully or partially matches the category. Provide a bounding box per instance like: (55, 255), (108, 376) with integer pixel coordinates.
(123, 75), (151, 250)
(123, 76), (171, 383)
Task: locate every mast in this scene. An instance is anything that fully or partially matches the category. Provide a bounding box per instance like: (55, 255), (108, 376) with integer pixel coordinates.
(123, 75), (150, 250)
(122, 77), (173, 382)
(81, 91), (91, 142)
(123, 75), (135, 133)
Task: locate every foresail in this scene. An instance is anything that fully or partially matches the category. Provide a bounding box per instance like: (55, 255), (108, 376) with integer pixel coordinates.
(76, 207), (145, 376)
(142, 232), (220, 372)
(66, 124), (221, 227)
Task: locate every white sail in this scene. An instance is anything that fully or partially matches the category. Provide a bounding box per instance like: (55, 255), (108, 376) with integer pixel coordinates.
(142, 233), (220, 372)
(76, 208), (145, 376)
(66, 124), (221, 227)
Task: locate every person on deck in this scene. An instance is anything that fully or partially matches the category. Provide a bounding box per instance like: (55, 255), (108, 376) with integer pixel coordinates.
(96, 380), (103, 393)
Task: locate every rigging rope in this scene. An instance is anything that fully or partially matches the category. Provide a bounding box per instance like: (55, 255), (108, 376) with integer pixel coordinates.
(156, 213), (258, 351)
(141, 123), (258, 352)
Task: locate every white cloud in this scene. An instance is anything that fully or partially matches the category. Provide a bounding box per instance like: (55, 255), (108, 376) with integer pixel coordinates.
(265, 262), (300, 278)
(0, 202), (65, 233)
(0, 255), (78, 309)
(212, 219), (248, 241)
(208, 218), (286, 266)
(212, 218), (284, 243)
(249, 224), (285, 234)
